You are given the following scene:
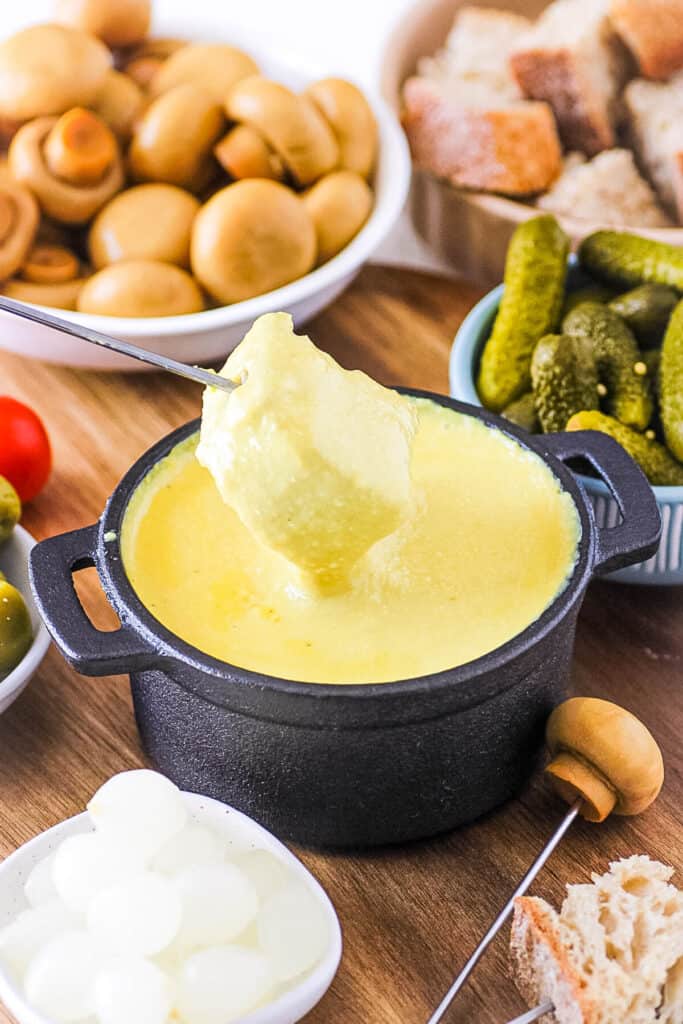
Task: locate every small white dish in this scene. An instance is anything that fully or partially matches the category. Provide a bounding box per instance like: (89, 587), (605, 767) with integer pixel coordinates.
(0, 14), (410, 371)
(0, 526), (51, 715)
(0, 791), (342, 1024)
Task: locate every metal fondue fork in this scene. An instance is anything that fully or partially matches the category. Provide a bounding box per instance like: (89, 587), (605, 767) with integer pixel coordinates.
(426, 800), (582, 1024)
(428, 697), (664, 1024)
(0, 295), (238, 393)
(507, 1001), (555, 1022)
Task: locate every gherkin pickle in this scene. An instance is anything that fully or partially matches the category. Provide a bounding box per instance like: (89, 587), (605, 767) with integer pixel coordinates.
(0, 580), (33, 677)
(641, 349), (661, 403)
(531, 334), (599, 434)
(660, 299), (683, 462)
(643, 348), (661, 376)
(562, 285), (615, 317)
(562, 302), (653, 431)
(501, 392), (539, 432)
(567, 411), (683, 486)
(608, 284), (678, 348)
(0, 476), (21, 545)
(579, 231), (683, 291)
(477, 216), (569, 412)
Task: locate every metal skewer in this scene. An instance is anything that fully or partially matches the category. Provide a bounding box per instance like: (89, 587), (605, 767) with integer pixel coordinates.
(0, 296), (237, 393)
(427, 800), (582, 1024)
(428, 698), (664, 1024)
(507, 1000), (554, 1023)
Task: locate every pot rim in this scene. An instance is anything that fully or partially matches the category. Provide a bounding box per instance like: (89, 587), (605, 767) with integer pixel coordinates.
(95, 389), (596, 700)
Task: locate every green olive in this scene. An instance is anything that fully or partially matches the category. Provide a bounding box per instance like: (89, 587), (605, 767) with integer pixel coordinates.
(0, 476), (21, 545)
(0, 580), (33, 677)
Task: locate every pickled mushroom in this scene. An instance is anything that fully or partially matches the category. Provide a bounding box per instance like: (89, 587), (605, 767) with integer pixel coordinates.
(0, 24), (110, 122)
(54, 0), (151, 48)
(0, 176), (39, 280)
(9, 110), (124, 224)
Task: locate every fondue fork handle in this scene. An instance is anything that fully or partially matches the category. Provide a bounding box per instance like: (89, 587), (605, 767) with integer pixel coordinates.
(0, 295), (237, 392)
(506, 1000), (554, 1023)
(426, 800), (582, 1024)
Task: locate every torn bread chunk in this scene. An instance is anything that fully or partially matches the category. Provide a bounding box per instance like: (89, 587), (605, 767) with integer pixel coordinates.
(510, 856), (683, 1024)
(418, 6), (532, 101)
(610, 0), (683, 81)
(402, 6), (561, 196)
(402, 75), (561, 195)
(510, 0), (632, 156)
(623, 74), (683, 222)
(196, 312), (418, 591)
(538, 148), (673, 226)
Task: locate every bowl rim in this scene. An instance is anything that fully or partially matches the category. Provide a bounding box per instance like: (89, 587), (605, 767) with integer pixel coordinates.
(89, 390), (597, 701)
(1, 56), (410, 338)
(448, 279), (683, 501)
(0, 790), (343, 1024)
(0, 525), (51, 702)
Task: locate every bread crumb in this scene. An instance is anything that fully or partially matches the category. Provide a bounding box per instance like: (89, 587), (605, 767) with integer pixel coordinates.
(538, 148), (672, 226)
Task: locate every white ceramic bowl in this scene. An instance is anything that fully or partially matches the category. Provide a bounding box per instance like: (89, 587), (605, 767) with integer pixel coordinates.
(0, 526), (51, 714)
(0, 790), (342, 1024)
(0, 14), (410, 371)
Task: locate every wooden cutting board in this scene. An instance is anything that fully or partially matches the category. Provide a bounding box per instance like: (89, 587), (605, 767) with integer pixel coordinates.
(0, 265), (681, 1024)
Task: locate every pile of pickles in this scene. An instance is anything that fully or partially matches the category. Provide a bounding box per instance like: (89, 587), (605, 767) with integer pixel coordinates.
(477, 216), (683, 486)
(0, 476), (33, 679)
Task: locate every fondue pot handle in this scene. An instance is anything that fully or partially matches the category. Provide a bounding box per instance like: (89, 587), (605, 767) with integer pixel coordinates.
(29, 523), (159, 675)
(542, 431), (662, 576)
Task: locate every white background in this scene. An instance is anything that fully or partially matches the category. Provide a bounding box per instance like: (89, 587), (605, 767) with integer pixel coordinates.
(13, 0), (450, 272)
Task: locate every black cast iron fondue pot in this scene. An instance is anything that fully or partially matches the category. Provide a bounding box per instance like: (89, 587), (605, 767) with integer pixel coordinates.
(29, 392), (661, 848)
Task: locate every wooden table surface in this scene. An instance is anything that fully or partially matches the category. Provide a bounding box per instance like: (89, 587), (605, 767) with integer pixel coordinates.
(0, 265), (681, 1024)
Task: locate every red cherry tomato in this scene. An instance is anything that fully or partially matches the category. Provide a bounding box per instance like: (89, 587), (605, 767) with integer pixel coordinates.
(0, 396), (52, 502)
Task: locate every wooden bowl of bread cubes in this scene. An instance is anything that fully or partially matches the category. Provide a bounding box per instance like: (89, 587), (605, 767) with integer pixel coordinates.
(381, 0), (683, 284)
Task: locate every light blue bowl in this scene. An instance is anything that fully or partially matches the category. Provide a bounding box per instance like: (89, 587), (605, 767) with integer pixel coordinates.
(450, 278), (683, 585)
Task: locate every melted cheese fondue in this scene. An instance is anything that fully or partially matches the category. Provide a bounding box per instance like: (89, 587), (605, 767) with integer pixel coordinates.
(122, 391), (580, 684)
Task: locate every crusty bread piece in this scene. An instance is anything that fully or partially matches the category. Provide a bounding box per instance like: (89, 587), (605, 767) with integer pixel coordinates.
(418, 6), (532, 101)
(402, 75), (562, 195)
(512, 896), (597, 1023)
(623, 74), (683, 222)
(538, 147), (673, 226)
(510, 856), (683, 1024)
(510, 0), (633, 156)
(610, 0), (683, 80)
(402, 6), (561, 196)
